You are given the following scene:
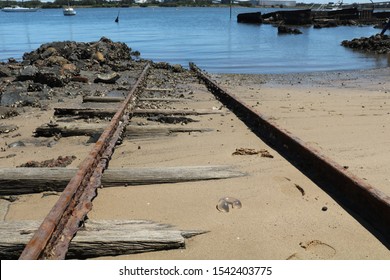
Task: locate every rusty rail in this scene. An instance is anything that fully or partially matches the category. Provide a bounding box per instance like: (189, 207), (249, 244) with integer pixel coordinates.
(190, 62), (390, 244)
(19, 63), (150, 260)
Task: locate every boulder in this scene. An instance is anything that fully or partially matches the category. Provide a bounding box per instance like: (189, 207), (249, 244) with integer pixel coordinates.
(277, 25), (302, 34)
(17, 65), (38, 81)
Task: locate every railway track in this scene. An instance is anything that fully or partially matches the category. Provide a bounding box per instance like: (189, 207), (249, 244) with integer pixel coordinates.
(1, 61), (389, 259)
(19, 63), (151, 259)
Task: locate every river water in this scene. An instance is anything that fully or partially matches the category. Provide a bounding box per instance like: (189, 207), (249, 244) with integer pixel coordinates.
(0, 7), (389, 74)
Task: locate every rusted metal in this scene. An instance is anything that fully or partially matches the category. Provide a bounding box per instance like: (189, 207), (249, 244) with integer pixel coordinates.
(19, 63), (150, 260)
(190, 62), (390, 243)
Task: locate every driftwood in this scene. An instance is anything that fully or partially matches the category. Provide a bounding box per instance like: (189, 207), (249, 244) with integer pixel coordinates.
(0, 165), (246, 195)
(34, 123), (212, 137)
(0, 220), (206, 259)
(54, 107), (224, 118)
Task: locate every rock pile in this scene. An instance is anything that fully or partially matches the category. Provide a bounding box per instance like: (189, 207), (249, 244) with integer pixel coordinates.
(341, 34), (390, 54)
(0, 37), (164, 110)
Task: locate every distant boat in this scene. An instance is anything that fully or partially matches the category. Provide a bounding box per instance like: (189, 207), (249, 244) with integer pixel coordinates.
(63, 5), (76, 16)
(1, 6), (40, 12)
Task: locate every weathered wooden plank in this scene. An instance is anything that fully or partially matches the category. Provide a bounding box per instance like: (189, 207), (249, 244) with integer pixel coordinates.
(144, 88), (173, 92)
(138, 97), (189, 102)
(82, 96), (186, 103)
(0, 220), (206, 259)
(83, 96), (125, 103)
(133, 108), (223, 116)
(54, 107), (224, 118)
(54, 107), (117, 118)
(34, 123), (212, 137)
(0, 165), (246, 195)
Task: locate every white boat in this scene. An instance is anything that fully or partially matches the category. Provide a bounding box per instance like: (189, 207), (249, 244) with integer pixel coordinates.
(2, 6), (40, 12)
(63, 6), (76, 16)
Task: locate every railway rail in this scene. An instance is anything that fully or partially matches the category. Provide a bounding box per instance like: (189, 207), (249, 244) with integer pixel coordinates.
(19, 64), (151, 259)
(190, 63), (390, 244)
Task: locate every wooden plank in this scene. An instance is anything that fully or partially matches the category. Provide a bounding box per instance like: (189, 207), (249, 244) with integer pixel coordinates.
(54, 107), (224, 118)
(133, 108), (223, 116)
(0, 220), (206, 259)
(83, 96), (125, 103)
(82, 96), (187, 103)
(138, 97), (189, 102)
(0, 165), (246, 195)
(145, 88), (173, 92)
(34, 123), (212, 137)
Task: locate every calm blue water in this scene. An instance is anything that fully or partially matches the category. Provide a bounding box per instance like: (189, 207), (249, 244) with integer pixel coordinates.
(0, 7), (388, 74)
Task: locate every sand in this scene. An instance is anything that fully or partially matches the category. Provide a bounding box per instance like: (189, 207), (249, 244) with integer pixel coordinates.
(1, 66), (389, 260)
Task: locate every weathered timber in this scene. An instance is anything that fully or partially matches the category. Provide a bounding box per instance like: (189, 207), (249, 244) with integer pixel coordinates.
(133, 108), (224, 116)
(0, 165), (246, 195)
(138, 97), (189, 102)
(34, 123), (211, 137)
(54, 107), (224, 118)
(124, 126), (212, 139)
(0, 220), (207, 260)
(144, 88), (173, 92)
(54, 107), (117, 118)
(83, 96), (125, 103)
(83, 96), (186, 103)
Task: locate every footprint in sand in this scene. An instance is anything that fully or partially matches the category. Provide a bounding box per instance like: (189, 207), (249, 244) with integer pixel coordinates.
(273, 176), (305, 198)
(287, 240), (336, 260)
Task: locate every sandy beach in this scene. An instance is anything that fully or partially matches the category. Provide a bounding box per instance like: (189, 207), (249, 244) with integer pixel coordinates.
(1, 59), (390, 259)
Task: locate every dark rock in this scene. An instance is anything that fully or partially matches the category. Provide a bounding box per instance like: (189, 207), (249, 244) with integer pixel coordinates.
(0, 65), (12, 77)
(172, 64), (185, 73)
(1, 90), (23, 106)
(17, 65), (39, 81)
(342, 34), (390, 54)
(278, 25), (302, 34)
(41, 47), (58, 59)
(153, 62), (171, 70)
(34, 71), (65, 87)
(27, 83), (44, 92)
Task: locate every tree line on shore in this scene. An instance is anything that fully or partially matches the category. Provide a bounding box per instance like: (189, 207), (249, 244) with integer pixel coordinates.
(1, 0), (320, 9)
(0, 0), (239, 9)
